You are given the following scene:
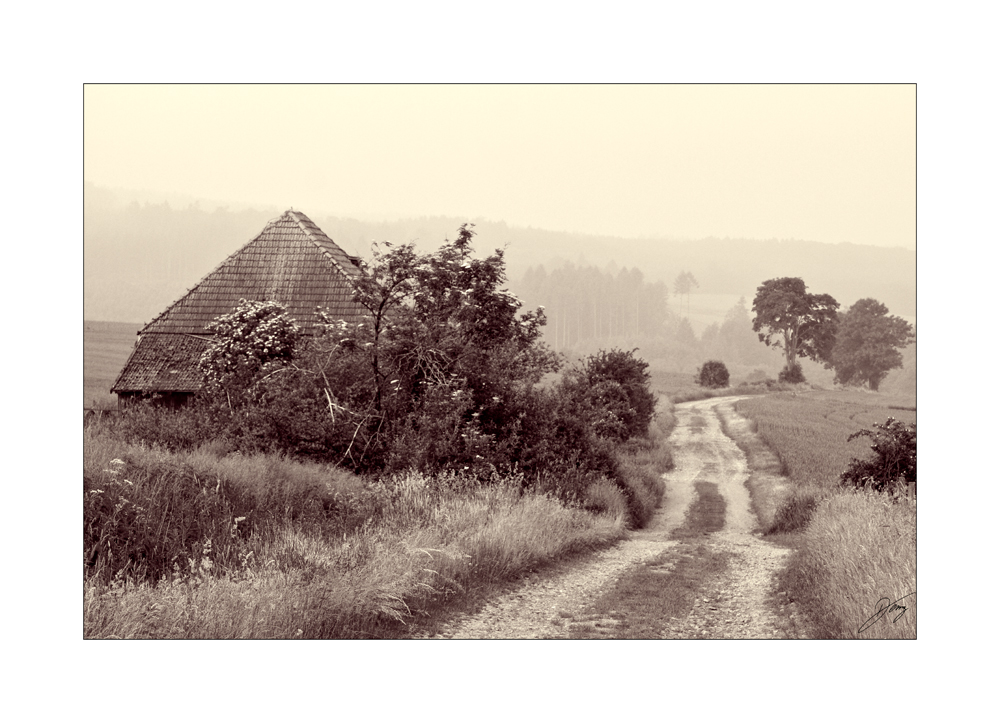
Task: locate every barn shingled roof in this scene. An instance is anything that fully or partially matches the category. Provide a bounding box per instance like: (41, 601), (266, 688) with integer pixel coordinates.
(112, 210), (367, 395)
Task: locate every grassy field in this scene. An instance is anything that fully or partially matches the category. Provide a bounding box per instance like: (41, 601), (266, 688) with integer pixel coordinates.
(84, 321), (142, 409)
(731, 388), (917, 639)
(735, 389), (915, 488)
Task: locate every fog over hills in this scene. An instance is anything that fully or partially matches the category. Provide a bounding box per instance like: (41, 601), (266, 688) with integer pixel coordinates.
(85, 184), (915, 328)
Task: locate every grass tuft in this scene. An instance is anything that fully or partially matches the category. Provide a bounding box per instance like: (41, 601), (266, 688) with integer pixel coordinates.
(765, 490), (818, 534)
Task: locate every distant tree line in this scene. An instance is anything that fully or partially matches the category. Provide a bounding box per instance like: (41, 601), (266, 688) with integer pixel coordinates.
(511, 264), (671, 349)
(509, 264), (776, 374)
(85, 184), (916, 326)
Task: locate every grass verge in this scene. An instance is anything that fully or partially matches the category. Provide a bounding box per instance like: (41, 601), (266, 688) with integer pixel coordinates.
(84, 424), (633, 639)
(776, 491), (916, 639)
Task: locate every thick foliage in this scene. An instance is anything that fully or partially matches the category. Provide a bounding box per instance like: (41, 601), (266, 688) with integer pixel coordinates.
(840, 417), (916, 494)
(565, 348), (656, 441)
(829, 298), (914, 392)
(198, 299), (300, 406)
(105, 227), (664, 535)
(777, 362), (806, 384)
(752, 277), (839, 382)
(697, 360), (730, 388)
(183, 227), (658, 509)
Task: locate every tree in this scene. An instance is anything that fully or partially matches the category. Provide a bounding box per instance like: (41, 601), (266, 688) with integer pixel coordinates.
(349, 224), (559, 472)
(697, 360), (730, 388)
(562, 348), (656, 441)
(828, 298), (914, 391)
(673, 271), (699, 315)
(752, 277), (839, 380)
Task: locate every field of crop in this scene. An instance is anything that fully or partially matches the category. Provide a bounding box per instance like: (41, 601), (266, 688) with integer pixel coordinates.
(735, 389), (916, 489)
(84, 321), (142, 409)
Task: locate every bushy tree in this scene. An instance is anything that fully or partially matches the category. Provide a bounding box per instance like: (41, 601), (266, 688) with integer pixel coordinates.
(777, 362), (806, 384)
(563, 348), (656, 441)
(348, 224), (558, 473)
(189, 228), (659, 498)
(752, 277), (839, 382)
(841, 417), (916, 494)
(198, 299), (301, 407)
(828, 298), (914, 391)
(697, 360), (730, 388)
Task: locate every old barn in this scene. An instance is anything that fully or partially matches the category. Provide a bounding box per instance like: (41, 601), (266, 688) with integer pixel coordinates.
(112, 210), (368, 406)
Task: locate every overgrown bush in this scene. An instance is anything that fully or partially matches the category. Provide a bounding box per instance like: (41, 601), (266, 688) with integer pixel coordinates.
(560, 348), (656, 442)
(697, 360), (730, 388)
(109, 228), (665, 531)
(840, 417), (916, 494)
(99, 398), (221, 452)
(778, 362), (806, 384)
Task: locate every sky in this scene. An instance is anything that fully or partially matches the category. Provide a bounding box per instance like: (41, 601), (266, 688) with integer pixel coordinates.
(84, 84), (916, 249)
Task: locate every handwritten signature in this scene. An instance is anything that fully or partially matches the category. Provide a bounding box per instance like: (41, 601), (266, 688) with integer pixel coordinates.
(858, 592), (916, 634)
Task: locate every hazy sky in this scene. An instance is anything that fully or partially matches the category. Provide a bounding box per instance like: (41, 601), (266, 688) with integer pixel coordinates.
(84, 84), (915, 248)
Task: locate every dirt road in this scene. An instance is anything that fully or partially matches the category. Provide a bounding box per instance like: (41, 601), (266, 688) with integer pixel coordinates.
(408, 396), (812, 639)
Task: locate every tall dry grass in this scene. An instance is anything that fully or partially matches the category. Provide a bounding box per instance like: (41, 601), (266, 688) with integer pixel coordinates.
(83, 426), (366, 586)
(84, 428), (628, 638)
(780, 490), (916, 639)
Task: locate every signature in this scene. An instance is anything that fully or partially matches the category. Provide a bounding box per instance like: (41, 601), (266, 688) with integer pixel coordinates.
(858, 592), (916, 634)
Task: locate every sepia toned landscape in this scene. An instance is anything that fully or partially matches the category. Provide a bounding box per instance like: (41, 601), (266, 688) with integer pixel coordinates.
(84, 84), (915, 640)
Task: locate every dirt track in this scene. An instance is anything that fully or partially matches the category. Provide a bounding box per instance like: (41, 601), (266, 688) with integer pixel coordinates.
(408, 396), (812, 639)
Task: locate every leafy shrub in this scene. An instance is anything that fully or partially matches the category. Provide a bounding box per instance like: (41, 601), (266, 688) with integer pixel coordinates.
(778, 362), (806, 384)
(697, 360), (730, 388)
(585, 349), (656, 438)
(561, 348), (656, 442)
(840, 417), (916, 494)
(199, 299), (301, 406)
